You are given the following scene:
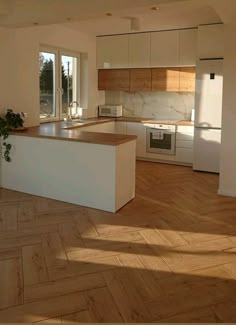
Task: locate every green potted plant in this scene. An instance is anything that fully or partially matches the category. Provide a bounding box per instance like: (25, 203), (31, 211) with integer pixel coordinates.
(0, 109), (25, 162)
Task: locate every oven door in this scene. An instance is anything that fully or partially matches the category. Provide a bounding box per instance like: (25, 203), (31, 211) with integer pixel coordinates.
(146, 128), (176, 155)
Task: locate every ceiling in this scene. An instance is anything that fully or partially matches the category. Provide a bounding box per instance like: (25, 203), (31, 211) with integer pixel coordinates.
(0, 0), (221, 34)
(68, 1), (221, 36)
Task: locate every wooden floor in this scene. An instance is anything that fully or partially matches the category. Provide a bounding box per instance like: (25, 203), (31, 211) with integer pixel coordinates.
(1, 161), (236, 323)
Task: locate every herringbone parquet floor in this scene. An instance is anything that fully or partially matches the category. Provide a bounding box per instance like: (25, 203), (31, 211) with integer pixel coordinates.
(1, 161), (236, 323)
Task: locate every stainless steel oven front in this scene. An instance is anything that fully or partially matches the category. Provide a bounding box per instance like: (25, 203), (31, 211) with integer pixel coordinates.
(146, 124), (176, 155)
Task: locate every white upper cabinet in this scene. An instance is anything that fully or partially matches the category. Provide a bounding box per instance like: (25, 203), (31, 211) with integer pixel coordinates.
(179, 29), (197, 66)
(129, 33), (151, 68)
(97, 37), (112, 69)
(97, 29), (198, 69)
(150, 30), (179, 67)
(97, 35), (129, 69)
(198, 24), (224, 59)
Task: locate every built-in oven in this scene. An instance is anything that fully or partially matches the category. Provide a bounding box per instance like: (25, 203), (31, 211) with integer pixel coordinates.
(146, 124), (176, 155)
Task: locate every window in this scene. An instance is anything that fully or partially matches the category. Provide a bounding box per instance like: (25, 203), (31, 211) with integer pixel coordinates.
(39, 47), (80, 120)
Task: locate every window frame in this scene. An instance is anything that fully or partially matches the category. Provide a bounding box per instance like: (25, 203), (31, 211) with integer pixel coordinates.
(39, 45), (81, 123)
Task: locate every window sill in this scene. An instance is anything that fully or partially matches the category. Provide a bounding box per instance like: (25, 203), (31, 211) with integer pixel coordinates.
(40, 118), (59, 124)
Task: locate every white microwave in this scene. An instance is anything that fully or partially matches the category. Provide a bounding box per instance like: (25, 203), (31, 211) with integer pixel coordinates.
(98, 105), (123, 117)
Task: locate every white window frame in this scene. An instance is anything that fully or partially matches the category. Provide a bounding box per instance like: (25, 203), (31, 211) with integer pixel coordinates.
(39, 45), (80, 123)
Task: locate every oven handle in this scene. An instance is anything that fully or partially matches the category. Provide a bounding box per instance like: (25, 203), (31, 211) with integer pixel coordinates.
(148, 128), (172, 132)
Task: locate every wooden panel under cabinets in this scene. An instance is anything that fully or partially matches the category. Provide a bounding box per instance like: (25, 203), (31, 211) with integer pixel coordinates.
(179, 67), (196, 92)
(98, 69), (130, 91)
(130, 69), (151, 91)
(152, 68), (180, 91)
(98, 67), (195, 92)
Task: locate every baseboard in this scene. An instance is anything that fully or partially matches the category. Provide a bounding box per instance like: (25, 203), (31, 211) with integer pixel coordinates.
(136, 157), (192, 167)
(218, 188), (236, 198)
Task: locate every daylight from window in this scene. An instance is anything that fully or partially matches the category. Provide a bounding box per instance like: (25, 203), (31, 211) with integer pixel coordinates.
(39, 52), (56, 118)
(39, 51), (78, 119)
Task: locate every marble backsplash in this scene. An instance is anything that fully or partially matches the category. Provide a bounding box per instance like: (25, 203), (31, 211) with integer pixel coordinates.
(105, 91), (195, 120)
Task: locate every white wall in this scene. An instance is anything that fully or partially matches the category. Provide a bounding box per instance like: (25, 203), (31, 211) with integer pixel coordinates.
(201, 1), (236, 196)
(218, 22), (236, 196)
(0, 24), (99, 126)
(0, 28), (17, 115)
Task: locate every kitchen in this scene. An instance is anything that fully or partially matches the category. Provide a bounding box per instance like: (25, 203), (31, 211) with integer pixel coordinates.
(1, 24), (223, 212)
(2, 1), (236, 323)
(95, 24), (224, 173)
(1, 20), (225, 212)
(0, 1), (234, 201)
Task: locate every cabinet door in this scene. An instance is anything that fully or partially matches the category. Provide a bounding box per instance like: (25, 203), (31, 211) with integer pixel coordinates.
(79, 122), (115, 133)
(179, 67), (196, 92)
(176, 125), (194, 164)
(179, 29), (197, 66)
(98, 69), (130, 91)
(97, 35), (129, 69)
(97, 37), (112, 69)
(126, 122), (146, 157)
(152, 68), (180, 91)
(130, 68), (151, 91)
(110, 35), (129, 68)
(198, 24), (224, 59)
(177, 125), (194, 135)
(151, 30), (179, 67)
(175, 148), (193, 164)
(129, 33), (151, 68)
(115, 122), (127, 134)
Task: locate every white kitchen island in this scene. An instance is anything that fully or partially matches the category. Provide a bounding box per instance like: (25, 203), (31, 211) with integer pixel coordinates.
(1, 123), (137, 212)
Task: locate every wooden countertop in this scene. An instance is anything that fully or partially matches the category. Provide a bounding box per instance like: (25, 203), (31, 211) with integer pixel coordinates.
(115, 117), (194, 126)
(60, 117), (194, 128)
(10, 116), (193, 146)
(10, 123), (137, 146)
(61, 118), (114, 130)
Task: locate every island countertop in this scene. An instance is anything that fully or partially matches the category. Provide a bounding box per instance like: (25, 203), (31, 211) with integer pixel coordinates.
(10, 122), (137, 146)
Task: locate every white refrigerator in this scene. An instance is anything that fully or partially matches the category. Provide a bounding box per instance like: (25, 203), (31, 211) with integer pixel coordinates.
(193, 59), (223, 173)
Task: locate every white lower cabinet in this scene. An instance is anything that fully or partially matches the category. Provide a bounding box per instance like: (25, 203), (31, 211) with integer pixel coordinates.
(175, 125), (194, 164)
(126, 122), (146, 158)
(82, 121), (194, 165)
(115, 121), (127, 134)
(115, 122), (194, 165)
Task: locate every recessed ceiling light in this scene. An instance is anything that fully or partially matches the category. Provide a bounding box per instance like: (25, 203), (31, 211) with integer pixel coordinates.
(150, 6), (159, 11)
(105, 12), (112, 16)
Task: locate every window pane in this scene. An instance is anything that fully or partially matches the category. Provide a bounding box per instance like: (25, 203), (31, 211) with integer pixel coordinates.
(39, 52), (56, 118)
(61, 55), (78, 115)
